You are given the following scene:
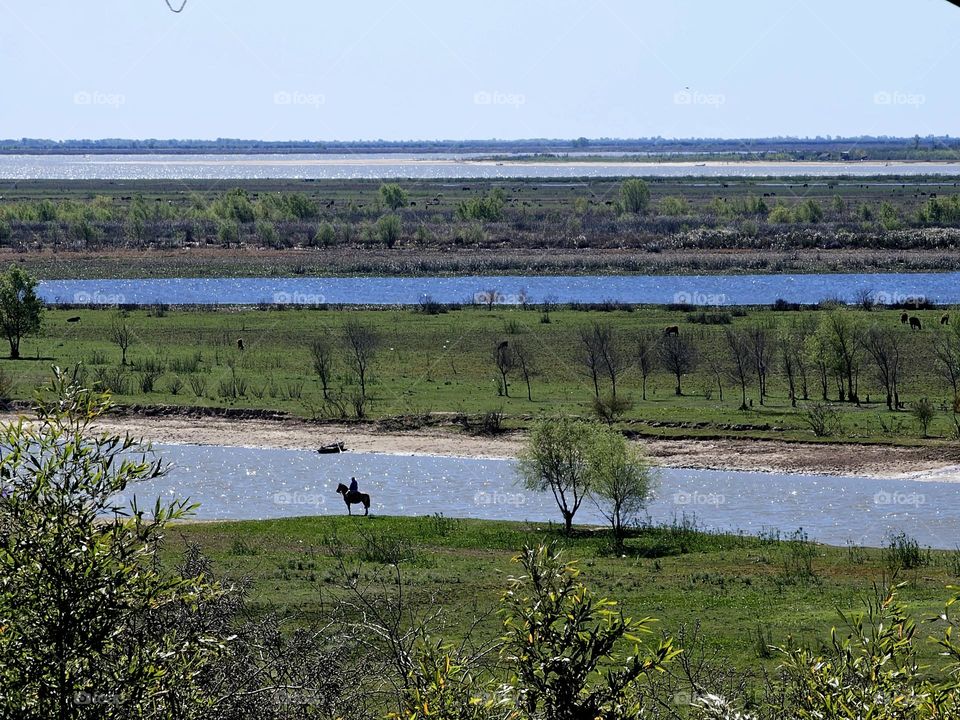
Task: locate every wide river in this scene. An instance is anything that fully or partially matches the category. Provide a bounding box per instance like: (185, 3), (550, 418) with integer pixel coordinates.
(39, 272), (960, 307)
(114, 444), (959, 549)
(4, 153), (960, 179)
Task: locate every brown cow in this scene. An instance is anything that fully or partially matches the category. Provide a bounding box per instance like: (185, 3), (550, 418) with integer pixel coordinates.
(900, 312), (909, 324)
(909, 316), (922, 331)
(664, 325), (679, 337)
(942, 314), (950, 326)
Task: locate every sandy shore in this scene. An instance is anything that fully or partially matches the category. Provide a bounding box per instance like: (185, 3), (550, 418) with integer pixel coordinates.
(2, 411), (956, 480)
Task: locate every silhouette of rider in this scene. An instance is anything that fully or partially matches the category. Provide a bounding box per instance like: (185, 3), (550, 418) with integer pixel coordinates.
(348, 476), (359, 495)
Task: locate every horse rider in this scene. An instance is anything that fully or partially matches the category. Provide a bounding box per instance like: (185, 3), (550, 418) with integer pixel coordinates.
(349, 476), (359, 495)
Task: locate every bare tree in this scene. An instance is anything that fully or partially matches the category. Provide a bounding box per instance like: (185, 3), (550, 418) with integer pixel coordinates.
(933, 324), (960, 401)
(822, 311), (862, 403)
(724, 328), (752, 410)
(658, 334), (696, 396)
(494, 340), (515, 397)
(343, 320), (379, 399)
(634, 331), (658, 401)
(110, 313), (134, 366)
(578, 323), (607, 398)
(863, 325), (906, 410)
(747, 322), (775, 405)
(310, 335), (335, 399)
(779, 321), (813, 408)
(512, 339), (536, 401)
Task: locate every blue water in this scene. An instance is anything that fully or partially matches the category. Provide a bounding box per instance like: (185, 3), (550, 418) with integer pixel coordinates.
(39, 272), (960, 307)
(112, 444), (960, 549)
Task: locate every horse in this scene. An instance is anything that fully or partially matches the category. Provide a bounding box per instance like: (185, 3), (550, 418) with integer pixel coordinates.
(942, 314), (950, 326)
(336, 483), (370, 516)
(664, 325), (680, 337)
(900, 312), (909, 325)
(909, 316), (922, 331)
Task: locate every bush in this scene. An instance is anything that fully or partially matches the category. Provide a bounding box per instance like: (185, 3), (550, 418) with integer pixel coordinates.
(801, 402), (842, 437)
(912, 397), (936, 437)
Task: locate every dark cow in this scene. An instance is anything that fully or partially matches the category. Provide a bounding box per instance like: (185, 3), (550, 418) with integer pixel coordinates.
(942, 314), (950, 326)
(909, 316), (922, 331)
(900, 312), (909, 325)
(66, 316), (81, 323)
(664, 325), (680, 337)
(237, 338), (245, 351)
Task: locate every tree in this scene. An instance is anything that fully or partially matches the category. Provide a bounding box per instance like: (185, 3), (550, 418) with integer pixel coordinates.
(376, 214), (402, 247)
(912, 398), (936, 437)
(379, 183), (409, 210)
(512, 339), (536, 401)
(0, 367), (227, 718)
(0, 265), (43, 359)
(500, 545), (677, 720)
(863, 325), (906, 410)
(110, 312), (134, 365)
(518, 418), (594, 534)
(724, 328), (752, 410)
(658, 334), (696, 396)
(634, 331), (658, 401)
(747, 322), (775, 405)
(822, 311), (862, 403)
(933, 324), (960, 401)
(578, 322), (623, 398)
(586, 427), (656, 550)
(310, 335), (335, 399)
(343, 320), (379, 400)
(493, 340), (515, 397)
(619, 178), (650, 214)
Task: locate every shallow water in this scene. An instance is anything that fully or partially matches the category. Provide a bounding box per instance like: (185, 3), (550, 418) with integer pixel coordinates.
(4, 153), (960, 179)
(39, 272), (960, 307)
(112, 444), (960, 549)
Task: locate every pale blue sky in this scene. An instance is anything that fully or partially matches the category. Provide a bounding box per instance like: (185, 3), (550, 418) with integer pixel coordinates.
(1, 0), (957, 141)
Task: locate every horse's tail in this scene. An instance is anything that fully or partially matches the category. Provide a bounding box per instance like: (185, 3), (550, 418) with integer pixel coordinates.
(362, 493), (371, 508)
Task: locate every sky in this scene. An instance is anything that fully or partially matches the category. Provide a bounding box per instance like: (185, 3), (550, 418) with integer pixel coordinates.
(1, 0), (958, 142)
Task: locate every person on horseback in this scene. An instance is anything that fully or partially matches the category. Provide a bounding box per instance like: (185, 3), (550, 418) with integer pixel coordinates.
(348, 476), (359, 495)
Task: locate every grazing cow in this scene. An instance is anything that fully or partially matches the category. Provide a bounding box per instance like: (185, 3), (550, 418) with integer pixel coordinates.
(497, 340), (509, 350)
(900, 312), (909, 325)
(909, 316), (922, 331)
(66, 316), (81, 323)
(664, 325), (679, 337)
(942, 314), (950, 326)
(236, 338), (245, 351)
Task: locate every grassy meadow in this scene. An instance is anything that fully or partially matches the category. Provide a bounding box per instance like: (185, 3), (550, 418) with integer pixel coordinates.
(7, 302), (960, 444)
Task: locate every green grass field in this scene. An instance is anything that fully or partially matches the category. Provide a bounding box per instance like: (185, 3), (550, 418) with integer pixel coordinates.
(162, 514), (960, 678)
(11, 303), (960, 444)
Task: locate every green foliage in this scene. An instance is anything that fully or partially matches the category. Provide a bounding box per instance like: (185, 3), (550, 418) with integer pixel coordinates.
(500, 545), (677, 720)
(912, 397), (936, 436)
(767, 203), (793, 224)
(0, 265), (43, 359)
(658, 195), (690, 216)
(619, 178), (650, 214)
(879, 200), (902, 230)
(457, 189), (506, 222)
(211, 187), (255, 223)
(377, 214), (403, 247)
(0, 368), (227, 718)
(780, 583), (959, 718)
(584, 427), (655, 547)
(380, 183), (410, 210)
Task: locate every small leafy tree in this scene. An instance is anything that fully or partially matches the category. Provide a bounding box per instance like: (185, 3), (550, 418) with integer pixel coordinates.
(500, 545), (677, 720)
(380, 182), (409, 210)
(0, 265), (43, 359)
(377, 214), (403, 247)
(619, 178), (650, 214)
(912, 397), (936, 437)
(0, 367), (227, 718)
(587, 428), (656, 550)
(518, 418), (594, 534)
